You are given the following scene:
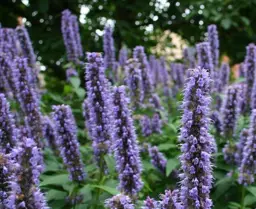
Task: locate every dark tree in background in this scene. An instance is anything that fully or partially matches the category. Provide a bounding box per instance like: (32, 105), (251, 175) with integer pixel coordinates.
(1, 0), (256, 74)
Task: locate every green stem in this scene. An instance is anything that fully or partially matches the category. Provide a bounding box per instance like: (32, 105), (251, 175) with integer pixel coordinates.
(241, 186), (245, 209)
(94, 154), (104, 209)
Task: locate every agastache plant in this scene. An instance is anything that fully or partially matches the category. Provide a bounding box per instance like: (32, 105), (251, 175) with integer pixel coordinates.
(0, 153), (18, 209)
(105, 194), (134, 209)
(148, 145), (167, 174)
(16, 26), (36, 66)
(133, 46), (153, 100)
(239, 62), (246, 78)
(245, 43), (256, 112)
(179, 67), (214, 209)
(104, 25), (116, 79)
(235, 129), (249, 165)
(221, 85), (242, 139)
(70, 14), (83, 57)
(210, 111), (223, 134)
(142, 197), (159, 209)
(112, 86), (143, 197)
(159, 57), (170, 97)
(196, 42), (214, 78)
(119, 47), (128, 67)
(52, 105), (86, 182)
(124, 58), (144, 107)
(61, 9), (82, 64)
(0, 28), (18, 59)
(160, 190), (183, 209)
(0, 93), (18, 154)
(15, 57), (43, 147)
(14, 137), (48, 208)
(218, 62), (230, 92)
(66, 68), (78, 82)
(207, 24), (219, 68)
(238, 110), (256, 185)
(151, 113), (162, 134)
(84, 52), (113, 168)
(140, 115), (152, 137)
(183, 47), (196, 69)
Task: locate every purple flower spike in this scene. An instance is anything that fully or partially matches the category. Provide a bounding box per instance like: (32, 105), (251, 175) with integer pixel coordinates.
(112, 86), (143, 197)
(160, 57), (170, 97)
(210, 111), (223, 134)
(151, 113), (162, 134)
(0, 28), (18, 59)
(238, 110), (256, 185)
(170, 63), (185, 90)
(140, 115), (152, 137)
(16, 26), (36, 66)
(0, 93), (18, 154)
(42, 116), (59, 154)
(0, 153), (18, 209)
(105, 194), (134, 209)
(239, 62), (246, 78)
(84, 52), (113, 167)
(218, 62), (230, 92)
(104, 25), (116, 80)
(124, 58), (144, 107)
(196, 42), (214, 78)
(221, 85), (242, 139)
(52, 105), (86, 182)
(223, 143), (238, 164)
(149, 94), (163, 110)
(235, 129), (249, 165)
(207, 24), (219, 68)
(179, 67), (214, 209)
(70, 14), (83, 57)
(61, 9), (81, 63)
(15, 57), (43, 147)
(183, 47), (196, 69)
(66, 68), (78, 81)
(245, 43), (256, 111)
(160, 190), (183, 209)
(148, 145), (167, 174)
(119, 47), (128, 67)
(142, 197), (159, 209)
(133, 46), (153, 99)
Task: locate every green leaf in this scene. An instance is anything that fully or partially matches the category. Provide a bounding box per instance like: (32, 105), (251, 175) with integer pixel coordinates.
(46, 190), (66, 201)
(70, 77), (81, 89)
(90, 185), (118, 195)
(79, 185), (92, 202)
(40, 173), (69, 187)
(241, 16), (250, 26)
(166, 158), (179, 176)
(221, 18), (232, 29)
(244, 194), (256, 206)
(104, 155), (116, 174)
(75, 88), (86, 99)
(228, 202), (241, 209)
(247, 186), (256, 198)
(213, 177), (233, 200)
(158, 143), (176, 151)
(38, 0), (49, 13)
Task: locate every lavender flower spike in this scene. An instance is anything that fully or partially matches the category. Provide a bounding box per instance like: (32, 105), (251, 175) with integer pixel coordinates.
(119, 47), (128, 67)
(221, 85), (242, 139)
(250, 73), (256, 109)
(0, 28), (18, 59)
(160, 190), (183, 209)
(0, 153), (18, 209)
(142, 197), (159, 209)
(66, 68), (78, 82)
(196, 42), (214, 78)
(84, 52), (113, 167)
(234, 129), (249, 166)
(105, 194), (134, 209)
(239, 62), (246, 78)
(245, 43), (256, 112)
(148, 145), (167, 174)
(52, 105), (85, 182)
(140, 115), (152, 137)
(13, 137), (48, 208)
(238, 110), (256, 185)
(133, 46), (153, 99)
(0, 93), (18, 154)
(207, 24), (219, 68)
(179, 67), (214, 209)
(219, 62), (230, 92)
(104, 25), (116, 79)
(151, 113), (162, 134)
(70, 14), (83, 57)
(16, 26), (36, 66)
(124, 58), (144, 107)
(113, 86), (143, 197)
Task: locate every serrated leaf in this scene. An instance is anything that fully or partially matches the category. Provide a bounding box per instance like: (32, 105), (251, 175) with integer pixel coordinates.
(70, 77), (81, 89)
(166, 158), (179, 176)
(91, 185), (118, 195)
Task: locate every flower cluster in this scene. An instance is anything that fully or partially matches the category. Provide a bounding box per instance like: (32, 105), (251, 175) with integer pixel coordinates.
(183, 47), (196, 69)
(61, 9), (83, 63)
(0, 28), (18, 59)
(239, 62), (246, 78)
(159, 57), (170, 97)
(133, 46), (153, 99)
(16, 26), (36, 66)
(119, 47), (128, 67)
(84, 52), (113, 167)
(245, 43), (256, 111)
(0, 93), (18, 154)
(210, 111), (223, 134)
(217, 62), (230, 92)
(52, 105), (86, 182)
(105, 194), (134, 209)
(170, 63), (185, 91)
(148, 145), (167, 174)
(221, 85), (242, 138)
(235, 129), (249, 165)
(179, 67), (214, 209)
(124, 58), (144, 107)
(160, 190), (183, 209)
(66, 68), (78, 81)
(140, 116), (152, 137)
(238, 110), (256, 185)
(112, 86), (143, 197)
(207, 24), (219, 68)
(142, 197), (159, 209)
